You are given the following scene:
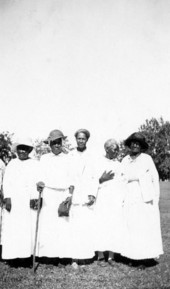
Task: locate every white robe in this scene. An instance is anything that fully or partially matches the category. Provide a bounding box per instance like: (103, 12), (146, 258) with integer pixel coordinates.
(94, 157), (126, 253)
(37, 152), (72, 258)
(2, 158), (39, 259)
(121, 153), (163, 260)
(68, 149), (98, 259)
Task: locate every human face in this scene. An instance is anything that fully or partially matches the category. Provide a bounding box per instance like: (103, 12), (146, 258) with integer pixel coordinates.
(76, 132), (88, 151)
(50, 138), (63, 155)
(105, 147), (118, 160)
(17, 145), (31, 160)
(129, 141), (141, 156)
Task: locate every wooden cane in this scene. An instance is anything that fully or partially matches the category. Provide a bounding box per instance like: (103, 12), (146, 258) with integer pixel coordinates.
(32, 182), (45, 273)
(0, 189), (4, 255)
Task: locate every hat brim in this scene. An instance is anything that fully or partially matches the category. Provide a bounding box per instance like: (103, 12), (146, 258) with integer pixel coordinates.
(16, 144), (33, 153)
(124, 138), (148, 150)
(44, 135), (67, 144)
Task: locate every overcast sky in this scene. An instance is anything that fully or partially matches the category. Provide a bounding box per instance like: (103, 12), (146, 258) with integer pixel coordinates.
(0, 0), (170, 149)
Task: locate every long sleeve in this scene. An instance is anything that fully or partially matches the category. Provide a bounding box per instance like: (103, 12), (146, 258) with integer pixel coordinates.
(0, 160), (5, 190)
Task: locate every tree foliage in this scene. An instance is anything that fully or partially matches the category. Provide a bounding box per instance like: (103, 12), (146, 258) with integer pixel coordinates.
(139, 117), (170, 180)
(118, 117), (170, 180)
(33, 138), (74, 160)
(33, 139), (51, 160)
(0, 132), (14, 165)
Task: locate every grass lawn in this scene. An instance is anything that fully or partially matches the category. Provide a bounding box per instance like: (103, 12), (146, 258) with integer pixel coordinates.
(0, 181), (170, 289)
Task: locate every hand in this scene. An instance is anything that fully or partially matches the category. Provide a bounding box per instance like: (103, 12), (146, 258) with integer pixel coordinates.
(86, 195), (96, 206)
(30, 198), (43, 210)
(69, 185), (75, 195)
(99, 170), (115, 184)
(36, 181), (45, 193)
(146, 200), (153, 205)
(0, 191), (4, 208)
(3, 198), (12, 212)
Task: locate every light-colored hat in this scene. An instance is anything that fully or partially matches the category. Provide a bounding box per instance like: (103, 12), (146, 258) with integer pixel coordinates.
(74, 129), (90, 140)
(44, 129), (67, 144)
(14, 138), (34, 152)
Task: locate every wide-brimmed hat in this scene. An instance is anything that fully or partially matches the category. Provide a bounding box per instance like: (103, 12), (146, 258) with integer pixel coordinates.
(15, 138), (34, 152)
(44, 129), (67, 144)
(124, 132), (149, 150)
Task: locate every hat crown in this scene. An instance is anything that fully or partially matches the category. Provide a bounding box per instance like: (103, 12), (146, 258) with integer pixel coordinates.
(15, 137), (33, 148)
(49, 130), (64, 139)
(129, 132), (145, 142)
(75, 129), (90, 139)
(124, 132), (148, 150)
(46, 130), (66, 143)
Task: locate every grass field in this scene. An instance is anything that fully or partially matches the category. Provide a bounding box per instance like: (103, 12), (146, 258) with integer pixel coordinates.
(0, 181), (170, 289)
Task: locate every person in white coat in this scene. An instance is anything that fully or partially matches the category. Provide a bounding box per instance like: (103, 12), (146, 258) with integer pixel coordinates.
(2, 139), (39, 264)
(68, 129), (98, 268)
(37, 130), (74, 260)
(121, 132), (163, 268)
(94, 139), (126, 266)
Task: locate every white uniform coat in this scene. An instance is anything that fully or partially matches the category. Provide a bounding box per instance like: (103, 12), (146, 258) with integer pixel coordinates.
(68, 149), (98, 259)
(37, 152), (72, 258)
(2, 158), (39, 259)
(94, 157), (126, 253)
(121, 153), (163, 260)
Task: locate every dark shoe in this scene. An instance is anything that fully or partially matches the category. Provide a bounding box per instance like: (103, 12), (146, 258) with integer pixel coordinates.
(143, 259), (158, 268)
(72, 261), (79, 269)
(58, 263), (65, 268)
(97, 258), (107, 267)
(136, 264), (146, 270)
(108, 259), (115, 267)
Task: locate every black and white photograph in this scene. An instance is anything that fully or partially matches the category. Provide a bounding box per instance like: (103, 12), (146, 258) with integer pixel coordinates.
(0, 1), (169, 288)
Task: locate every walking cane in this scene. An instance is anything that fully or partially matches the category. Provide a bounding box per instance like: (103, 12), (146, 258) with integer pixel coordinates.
(0, 204), (3, 259)
(32, 181), (45, 273)
(0, 187), (4, 259)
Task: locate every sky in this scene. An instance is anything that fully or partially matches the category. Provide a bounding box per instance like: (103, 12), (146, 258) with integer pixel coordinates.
(0, 0), (170, 150)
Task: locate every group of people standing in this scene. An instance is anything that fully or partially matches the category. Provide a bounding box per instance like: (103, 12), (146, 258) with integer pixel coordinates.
(0, 128), (163, 269)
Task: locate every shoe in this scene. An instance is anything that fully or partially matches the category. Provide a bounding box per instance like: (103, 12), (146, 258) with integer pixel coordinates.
(72, 261), (79, 269)
(108, 259), (115, 267)
(97, 258), (107, 267)
(58, 263), (65, 268)
(136, 264), (146, 270)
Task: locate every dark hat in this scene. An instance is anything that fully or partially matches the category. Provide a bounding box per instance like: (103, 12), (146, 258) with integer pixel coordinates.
(44, 130), (67, 144)
(124, 132), (149, 150)
(74, 129), (90, 140)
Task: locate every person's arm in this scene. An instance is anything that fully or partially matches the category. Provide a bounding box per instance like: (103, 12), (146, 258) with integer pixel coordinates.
(69, 185), (74, 195)
(138, 155), (159, 204)
(2, 162), (13, 212)
(149, 157), (160, 204)
(99, 170), (115, 184)
(30, 181), (45, 210)
(0, 160), (5, 183)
